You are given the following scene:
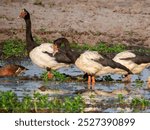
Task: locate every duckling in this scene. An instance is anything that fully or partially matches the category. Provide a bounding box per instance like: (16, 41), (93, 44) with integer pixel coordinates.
(53, 37), (132, 89)
(0, 64), (27, 77)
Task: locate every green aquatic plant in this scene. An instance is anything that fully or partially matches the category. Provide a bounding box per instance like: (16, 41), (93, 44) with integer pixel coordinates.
(0, 91), (85, 113)
(41, 71), (49, 82)
(20, 95), (32, 112)
(48, 95), (85, 113)
(41, 70), (69, 82)
(135, 79), (144, 88)
(33, 92), (49, 112)
(117, 94), (125, 105)
(0, 91), (18, 112)
(2, 39), (26, 58)
(62, 95), (85, 113)
(51, 70), (69, 82)
(131, 97), (150, 111)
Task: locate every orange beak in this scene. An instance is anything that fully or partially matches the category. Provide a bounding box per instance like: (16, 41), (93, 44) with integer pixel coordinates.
(18, 9), (27, 19)
(53, 44), (58, 53)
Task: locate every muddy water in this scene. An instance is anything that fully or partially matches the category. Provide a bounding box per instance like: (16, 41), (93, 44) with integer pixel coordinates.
(0, 59), (150, 112)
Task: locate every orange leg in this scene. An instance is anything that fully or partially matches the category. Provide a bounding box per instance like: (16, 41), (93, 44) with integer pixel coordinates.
(88, 75), (91, 89)
(47, 71), (53, 79)
(91, 76), (95, 89)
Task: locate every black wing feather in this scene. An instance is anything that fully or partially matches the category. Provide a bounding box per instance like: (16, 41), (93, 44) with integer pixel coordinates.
(43, 51), (73, 64)
(120, 55), (150, 64)
(94, 56), (132, 74)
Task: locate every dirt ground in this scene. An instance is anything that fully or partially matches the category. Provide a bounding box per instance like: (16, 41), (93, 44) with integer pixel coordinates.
(0, 0), (150, 47)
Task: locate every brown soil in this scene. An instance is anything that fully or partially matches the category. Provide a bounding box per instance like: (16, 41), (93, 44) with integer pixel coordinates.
(0, 0), (150, 47)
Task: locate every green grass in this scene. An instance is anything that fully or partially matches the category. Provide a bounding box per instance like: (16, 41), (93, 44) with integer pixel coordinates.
(0, 91), (85, 113)
(71, 42), (126, 53)
(2, 39), (26, 58)
(1, 38), (150, 59)
(134, 48), (150, 54)
(33, 35), (43, 45)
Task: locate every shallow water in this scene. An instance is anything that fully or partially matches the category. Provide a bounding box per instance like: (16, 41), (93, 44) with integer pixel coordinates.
(0, 59), (150, 112)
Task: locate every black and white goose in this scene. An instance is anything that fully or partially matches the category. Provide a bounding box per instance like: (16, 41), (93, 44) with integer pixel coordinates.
(18, 9), (72, 77)
(53, 38), (132, 89)
(113, 51), (150, 74)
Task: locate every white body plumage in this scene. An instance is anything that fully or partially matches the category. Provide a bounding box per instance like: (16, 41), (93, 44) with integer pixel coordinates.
(75, 51), (128, 76)
(113, 51), (150, 74)
(29, 43), (69, 70)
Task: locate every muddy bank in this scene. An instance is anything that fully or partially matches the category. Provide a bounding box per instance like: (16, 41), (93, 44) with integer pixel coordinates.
(0, 0), (150, 47)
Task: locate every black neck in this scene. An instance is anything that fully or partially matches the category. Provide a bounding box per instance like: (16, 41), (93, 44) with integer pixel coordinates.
(62, 42), (80, 63)
(25, 18), (37, 53)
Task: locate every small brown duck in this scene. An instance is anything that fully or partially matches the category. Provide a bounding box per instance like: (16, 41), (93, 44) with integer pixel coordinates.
(0, 64), (27, 77)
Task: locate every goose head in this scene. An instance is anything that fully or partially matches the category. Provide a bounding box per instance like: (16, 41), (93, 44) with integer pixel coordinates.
(53, 37), (71, 53)
(18, 8), (30, 20)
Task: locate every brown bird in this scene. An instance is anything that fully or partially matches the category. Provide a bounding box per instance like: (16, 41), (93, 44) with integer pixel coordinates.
(0, 64), (27, 77)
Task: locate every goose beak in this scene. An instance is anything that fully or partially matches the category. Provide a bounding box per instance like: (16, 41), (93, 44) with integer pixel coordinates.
(53, 44), (58, 53)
